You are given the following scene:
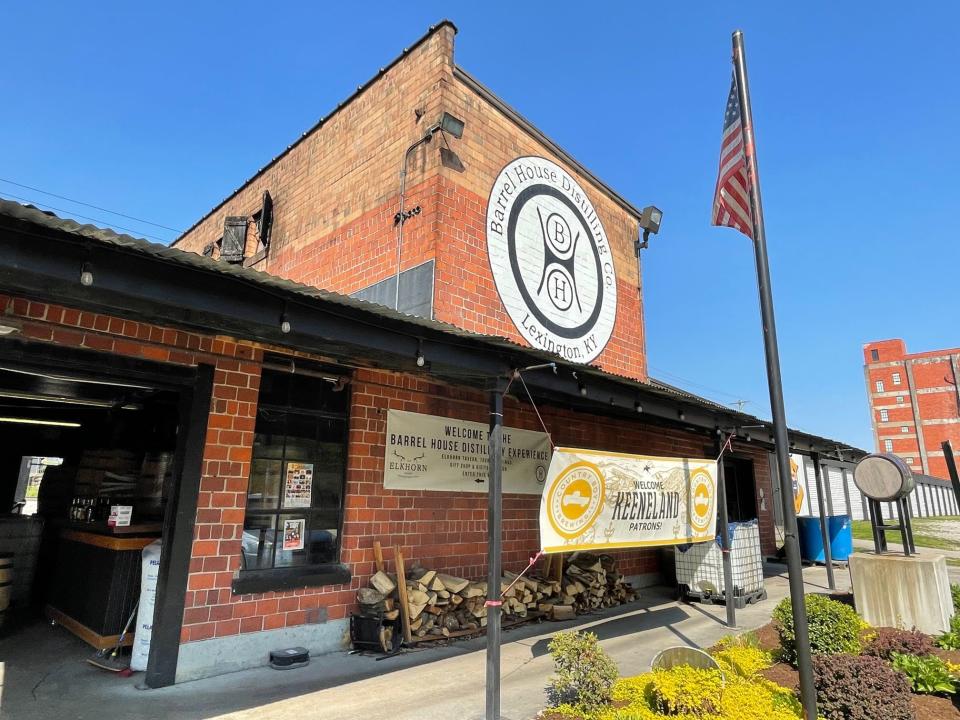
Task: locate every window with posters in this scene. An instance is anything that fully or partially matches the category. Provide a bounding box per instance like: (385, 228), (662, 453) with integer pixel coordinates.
(238, 359), (350, 591)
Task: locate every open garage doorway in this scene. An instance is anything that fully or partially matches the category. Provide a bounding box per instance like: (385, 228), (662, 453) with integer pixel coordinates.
(0, 339), (210, 689)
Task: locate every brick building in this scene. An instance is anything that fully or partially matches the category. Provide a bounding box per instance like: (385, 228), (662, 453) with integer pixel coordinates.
(0, 21), (863, 687)
(863, 338), (960, 479)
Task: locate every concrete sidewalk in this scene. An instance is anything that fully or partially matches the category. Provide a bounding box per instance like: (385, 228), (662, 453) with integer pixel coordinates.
(2, 565), (841, 720)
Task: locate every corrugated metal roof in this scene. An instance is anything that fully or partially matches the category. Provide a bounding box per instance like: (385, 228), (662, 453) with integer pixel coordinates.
(0, 198), (865, 455)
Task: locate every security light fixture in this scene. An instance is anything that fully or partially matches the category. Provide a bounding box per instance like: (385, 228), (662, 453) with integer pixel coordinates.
(635, 205), (663, 252)
(438, 112), (465, 139)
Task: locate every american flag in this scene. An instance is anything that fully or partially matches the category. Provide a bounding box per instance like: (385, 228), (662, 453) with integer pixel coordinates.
(711, 74), (754, 238)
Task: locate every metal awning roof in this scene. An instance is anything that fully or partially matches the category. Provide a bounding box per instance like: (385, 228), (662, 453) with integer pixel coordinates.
(0, 198), (866, 459)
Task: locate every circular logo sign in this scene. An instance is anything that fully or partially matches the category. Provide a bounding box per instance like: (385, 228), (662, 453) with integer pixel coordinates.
(689, 468), (715, 534)
(547, 461), (605, 539)
(487, 157), (617, 364)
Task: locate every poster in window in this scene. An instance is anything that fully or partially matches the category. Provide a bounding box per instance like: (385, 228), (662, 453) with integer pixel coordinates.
(283, 462), (313, 508)
(282, 518), (305, 551)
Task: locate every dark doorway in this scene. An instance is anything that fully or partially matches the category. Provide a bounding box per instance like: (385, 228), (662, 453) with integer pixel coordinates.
(0, 339), (205, 688)
(723, 456), (758, 522)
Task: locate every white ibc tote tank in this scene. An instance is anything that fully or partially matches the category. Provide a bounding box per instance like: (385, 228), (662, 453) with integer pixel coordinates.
(130, 539), (162, 672)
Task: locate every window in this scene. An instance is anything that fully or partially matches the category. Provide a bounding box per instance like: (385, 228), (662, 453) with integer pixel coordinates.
(897, 396), (905, 404)
(884, 439), (893, 452)
(871, 349), (880, 361)
(901, 426), (909, 433)
(892, 372), (901, 385)
(236, 364), (351, 593)
(875, 380), (884, 393)
(352, 260), (435, 319)
(879, 409), (889, 422)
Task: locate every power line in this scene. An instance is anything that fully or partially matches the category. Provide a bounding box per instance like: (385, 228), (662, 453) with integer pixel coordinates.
(0, 191), (169, 243)
(648, 365), (756, 402)
(0, 177), (183, 234)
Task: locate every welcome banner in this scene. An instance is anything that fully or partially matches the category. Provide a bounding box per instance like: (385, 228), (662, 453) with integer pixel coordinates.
(539, 448), (718, 553)
(383, 409), (551, 494)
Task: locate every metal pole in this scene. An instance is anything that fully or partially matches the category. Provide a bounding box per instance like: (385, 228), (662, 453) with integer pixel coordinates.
(810, 453), (835, 590)
(485, 380), (505, 720)
(732, 30), (817, 720)
(716, 435), (736, 627)
(942, 440), (960, 512)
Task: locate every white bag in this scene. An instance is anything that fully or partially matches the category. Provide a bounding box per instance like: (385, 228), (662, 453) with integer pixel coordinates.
(130, 539), (162, 671)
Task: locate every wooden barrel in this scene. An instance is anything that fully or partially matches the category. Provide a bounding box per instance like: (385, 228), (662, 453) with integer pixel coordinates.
(854, 453), (916, 501)
(0, 552), (13, 613)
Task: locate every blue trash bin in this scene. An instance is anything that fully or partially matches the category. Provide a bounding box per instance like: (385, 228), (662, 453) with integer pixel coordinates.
(797, 515), (852, 562)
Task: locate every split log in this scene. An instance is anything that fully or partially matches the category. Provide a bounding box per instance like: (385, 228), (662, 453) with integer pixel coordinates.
(436, 573), (470, 593)
(370, 571), (396, 595)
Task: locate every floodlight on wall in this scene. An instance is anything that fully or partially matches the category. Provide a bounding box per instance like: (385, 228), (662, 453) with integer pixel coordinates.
(438, 112), (465, 139)
(635, 206), (664, 252)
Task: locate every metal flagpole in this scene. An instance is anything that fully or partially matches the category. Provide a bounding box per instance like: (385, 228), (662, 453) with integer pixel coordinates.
(485, 378), (506, 720)
(731, 30), (818, 719)
(716, 434), (736, 627)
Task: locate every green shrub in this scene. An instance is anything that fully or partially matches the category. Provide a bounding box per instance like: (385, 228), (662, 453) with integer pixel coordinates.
(773, 594), (864, 665)
(813, 654), (913, 720)
(863, 627), (936, 660)
(546, 631), (619, 712)
(890, 652), (957, 695)
(936, 613), (960, 650)
(951, 583), (960, 613)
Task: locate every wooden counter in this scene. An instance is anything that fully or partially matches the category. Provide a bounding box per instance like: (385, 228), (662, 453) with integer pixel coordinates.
(45, 528), (160, 650)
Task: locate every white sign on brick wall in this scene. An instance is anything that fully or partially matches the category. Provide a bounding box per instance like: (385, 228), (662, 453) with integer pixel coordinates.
(486, 156), (617, 364)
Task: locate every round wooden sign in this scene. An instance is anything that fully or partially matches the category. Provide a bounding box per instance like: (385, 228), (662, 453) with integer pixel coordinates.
(853, 453), (915, 501)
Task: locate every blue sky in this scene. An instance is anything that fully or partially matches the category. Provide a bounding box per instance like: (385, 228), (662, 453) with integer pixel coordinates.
(3, 3), (958, 451)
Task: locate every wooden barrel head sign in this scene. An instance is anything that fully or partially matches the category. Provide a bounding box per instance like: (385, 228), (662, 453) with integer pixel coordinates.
(853, 453), (916, 501)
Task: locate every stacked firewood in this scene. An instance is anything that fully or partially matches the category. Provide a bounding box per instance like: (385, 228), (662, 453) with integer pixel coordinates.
(355, 553), (637, 642)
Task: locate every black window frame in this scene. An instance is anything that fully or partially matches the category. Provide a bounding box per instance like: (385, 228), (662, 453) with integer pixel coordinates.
(232, 365), (352, 594)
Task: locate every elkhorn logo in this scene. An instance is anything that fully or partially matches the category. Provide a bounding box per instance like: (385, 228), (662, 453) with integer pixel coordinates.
(487, 157), (617, 364)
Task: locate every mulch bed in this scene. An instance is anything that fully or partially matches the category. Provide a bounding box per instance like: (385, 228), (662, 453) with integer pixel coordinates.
(912, 693), (960, 720)
(754, 621), (780, 653)
(760, 662), (799, 691)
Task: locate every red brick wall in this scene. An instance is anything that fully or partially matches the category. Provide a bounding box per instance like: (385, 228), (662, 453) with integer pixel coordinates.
(172, 23), (648, 381)
(1, 294), (774, 647)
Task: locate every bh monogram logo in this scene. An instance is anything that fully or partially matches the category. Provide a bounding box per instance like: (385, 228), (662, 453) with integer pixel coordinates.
(486, 157), (617, 364)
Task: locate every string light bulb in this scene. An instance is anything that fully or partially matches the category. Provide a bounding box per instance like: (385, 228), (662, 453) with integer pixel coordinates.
(280, 313), (291, 334)
(80, 262), (94, 287)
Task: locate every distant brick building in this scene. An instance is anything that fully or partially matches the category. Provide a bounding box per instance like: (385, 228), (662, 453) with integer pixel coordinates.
(863, 339), (960, 479)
